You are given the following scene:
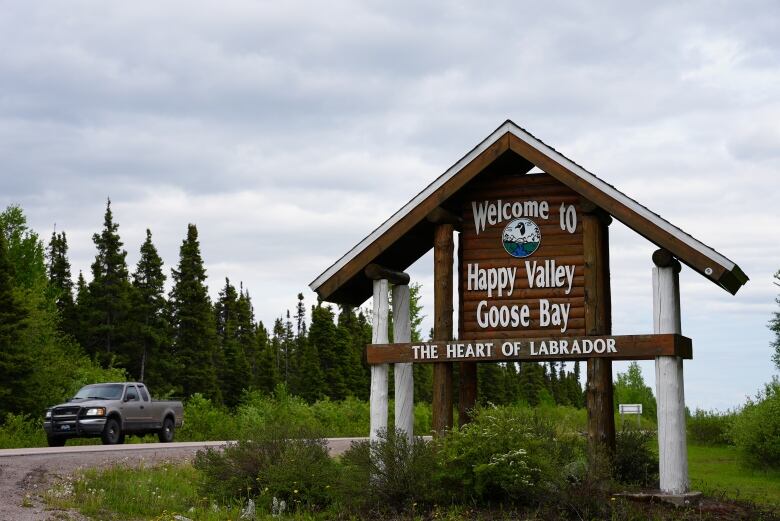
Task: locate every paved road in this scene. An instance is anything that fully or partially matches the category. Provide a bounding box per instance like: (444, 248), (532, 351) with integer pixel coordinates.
(0, 438), (368, 521)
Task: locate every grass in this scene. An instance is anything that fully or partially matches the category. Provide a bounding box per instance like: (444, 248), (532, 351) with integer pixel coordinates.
(688, 444), (780, 507)
(45, 445), (780, 521)
(44, 461), (246, 520)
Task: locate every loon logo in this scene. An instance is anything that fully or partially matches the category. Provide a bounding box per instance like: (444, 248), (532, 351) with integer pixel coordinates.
(502, 218), (541, 258)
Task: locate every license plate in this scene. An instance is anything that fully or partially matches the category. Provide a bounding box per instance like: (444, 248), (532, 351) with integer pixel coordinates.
(59, 425), (71, 431)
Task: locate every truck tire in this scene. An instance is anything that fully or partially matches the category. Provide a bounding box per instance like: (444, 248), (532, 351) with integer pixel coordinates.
(102, 418), (122, 445)
(158, 416), (175, 443)
(47, 436), (66, 447)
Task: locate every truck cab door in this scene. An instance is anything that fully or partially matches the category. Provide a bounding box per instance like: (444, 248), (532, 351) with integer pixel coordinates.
(136, 384), (155, 429)
(121, 385), (144, 431)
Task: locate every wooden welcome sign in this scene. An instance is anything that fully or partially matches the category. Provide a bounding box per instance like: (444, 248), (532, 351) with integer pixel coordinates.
(310, 121), (747, 496)
(460, 173), (585, 339)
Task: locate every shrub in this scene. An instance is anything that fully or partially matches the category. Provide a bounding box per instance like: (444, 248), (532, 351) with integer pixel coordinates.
(193, 423), (338, 512)
(687, 408), (734, 445)
(338, 429), (437, 514)
(178, 394), (237, 441)
(613, 426), (658, 486)
(0, 413), (45, 449)
(730, 378), (780, 469)
(235, 387), (319, 438)
(433, 405), (585, 506)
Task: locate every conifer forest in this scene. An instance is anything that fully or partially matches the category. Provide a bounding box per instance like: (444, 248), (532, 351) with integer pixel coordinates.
(0, 201), (585, 417)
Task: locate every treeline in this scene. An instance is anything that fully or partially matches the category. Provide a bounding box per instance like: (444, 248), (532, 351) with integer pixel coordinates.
(0, 201), (584, 417)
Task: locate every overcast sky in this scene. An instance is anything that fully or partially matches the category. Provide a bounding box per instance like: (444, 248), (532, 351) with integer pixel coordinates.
(2, 1), (778, 410)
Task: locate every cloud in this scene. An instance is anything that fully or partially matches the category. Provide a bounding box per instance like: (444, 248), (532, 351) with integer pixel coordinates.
(1, 0), (779, 410)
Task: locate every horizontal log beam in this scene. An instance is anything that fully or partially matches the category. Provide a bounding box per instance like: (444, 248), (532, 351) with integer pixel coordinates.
(364, 263), (410, 285)
(367, 334), (692, 364)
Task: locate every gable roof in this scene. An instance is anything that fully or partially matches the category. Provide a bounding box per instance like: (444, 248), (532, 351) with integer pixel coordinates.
(310, 120), (748, 305)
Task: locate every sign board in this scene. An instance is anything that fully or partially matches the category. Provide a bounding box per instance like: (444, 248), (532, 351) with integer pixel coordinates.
(460, 173), (585, 340)
(366, 334), (692, 364)
(619, 404), (643, 415)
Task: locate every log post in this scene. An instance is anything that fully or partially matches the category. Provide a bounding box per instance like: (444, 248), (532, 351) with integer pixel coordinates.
(583, 208), (615, 462)
(370, 278), (389, 441)
(653, 250), (689, 494)
(392, 283), (414, 440)
(433, 223), (454, 434)
(458, 227), (477, 427)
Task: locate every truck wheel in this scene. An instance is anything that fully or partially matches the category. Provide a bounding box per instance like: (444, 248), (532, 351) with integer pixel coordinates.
(158, 417), (175, 443)
(47, 436), (66, 447)
(102, 418), (122, 445)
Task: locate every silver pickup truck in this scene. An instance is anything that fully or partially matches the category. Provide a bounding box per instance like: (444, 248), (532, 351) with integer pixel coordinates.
(43, 382), (184, 447)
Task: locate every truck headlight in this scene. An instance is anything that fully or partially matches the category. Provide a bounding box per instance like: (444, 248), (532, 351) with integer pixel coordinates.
(45, 410), (51, 418)
(84, 408), (106, 417)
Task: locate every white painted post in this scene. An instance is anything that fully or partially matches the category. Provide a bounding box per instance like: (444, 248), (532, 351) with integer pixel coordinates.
(370, 278), (389, 442)
(653, 257), (689, 494)
(392, 284), (414, 441)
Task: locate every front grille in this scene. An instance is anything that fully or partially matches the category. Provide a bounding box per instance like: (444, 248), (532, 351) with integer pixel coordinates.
(53, 406), (80, 416)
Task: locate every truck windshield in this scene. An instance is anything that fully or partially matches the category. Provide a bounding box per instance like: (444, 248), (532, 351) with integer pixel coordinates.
(73, 384), (125, 400)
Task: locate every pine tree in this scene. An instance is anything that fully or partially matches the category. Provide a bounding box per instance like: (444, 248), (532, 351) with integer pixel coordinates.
(254, 320), (279, 393)
(169, 224), (220, 400)
(235, 287), (262, 389)
(129, 229), (172, 389)
(215, 278), (251, 407)
(310, 301), (348, 400)
(73, 271), (90, 348)
(337, 305), (371, 400)
(84, 199), (133, 367)
(0, 231), (33, 416)
(518, 363), (545, 406)
(478, 363), (505, 405)
(46, 231), (78, 338)
(289, 294), (323, 402)
(571, 361), (584, 407)
(272, 317), (287, 385)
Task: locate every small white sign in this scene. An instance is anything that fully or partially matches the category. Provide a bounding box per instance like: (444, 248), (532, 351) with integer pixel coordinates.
(619, 403), (643, 415)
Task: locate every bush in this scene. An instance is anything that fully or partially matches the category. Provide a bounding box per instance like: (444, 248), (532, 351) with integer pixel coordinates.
(0, 413), (45, 449)
(338, 429), (437, 514)
(730, 378), (780, 469)
(687, 408), (734, 445)
(193, 423), (338, 513)
(178, 394), (238, 441)
(433, 404), (585, 506)
(613, 426), (658, 486)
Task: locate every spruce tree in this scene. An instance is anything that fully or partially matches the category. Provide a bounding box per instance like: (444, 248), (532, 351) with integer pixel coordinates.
(271, 317), (287, 385)
(478, 363), (505, 405)
(46, 231), (78, 338)
(73, 271), (90, 348)
(84, 199), (133, 367)
(310, 301), (348, 400)
(169, 224), (220, 400)
(289, 294), (323, 402)
(254, 320), (279, 393)
(0, 231), (33, 416)
(337, 305), (371, 400)
(569, 360), (585, 407)
(518, 363), (545, 406)
(215, 278), (251, 406)
(129, 229), (172, 388)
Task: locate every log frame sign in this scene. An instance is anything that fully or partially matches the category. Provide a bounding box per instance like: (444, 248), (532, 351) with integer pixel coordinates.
(309, 120), (748, 496)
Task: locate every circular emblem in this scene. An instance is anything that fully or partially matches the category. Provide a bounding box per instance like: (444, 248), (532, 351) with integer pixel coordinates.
(502, 218), (541, 258)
